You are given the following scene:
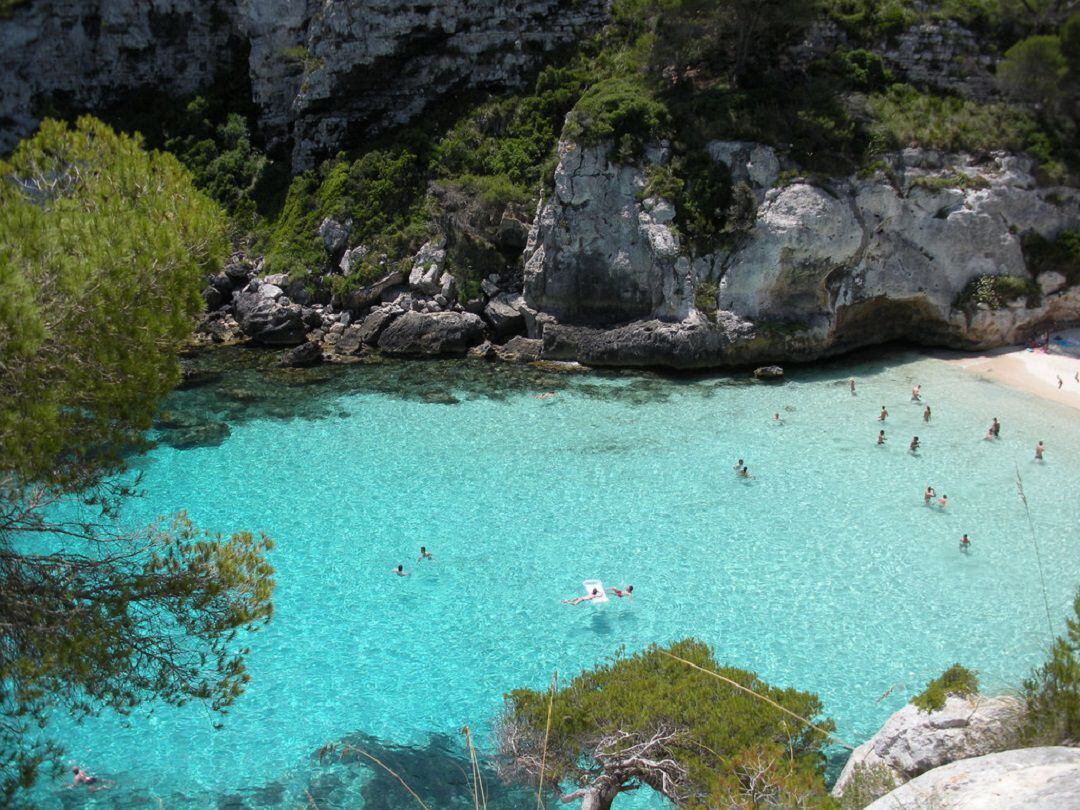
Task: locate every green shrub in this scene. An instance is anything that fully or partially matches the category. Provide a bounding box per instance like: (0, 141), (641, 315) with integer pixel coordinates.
(867, 84), (1038, 154)
(1022, 586), (1080, 745)
(908, 172), (990, 191)
(830, 48), (894, 90)
(996, 35), (1068, 104)
(562, 77), (668, 159)
(1024, 230), (1080, 287)
(695, 281), (720, 319)
(838, 763), (899, 810)
(955, 274), (1042, 311)
(911, 664), (980, 712)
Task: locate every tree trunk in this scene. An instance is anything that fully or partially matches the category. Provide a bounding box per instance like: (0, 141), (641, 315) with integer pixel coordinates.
(579, 782), (622, 810)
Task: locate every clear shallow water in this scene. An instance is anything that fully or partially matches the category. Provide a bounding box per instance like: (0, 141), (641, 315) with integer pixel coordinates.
(40, 349), (1080, 808)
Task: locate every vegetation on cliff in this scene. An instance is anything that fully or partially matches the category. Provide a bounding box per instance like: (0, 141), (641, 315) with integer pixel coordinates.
(0, 117), (274, 799)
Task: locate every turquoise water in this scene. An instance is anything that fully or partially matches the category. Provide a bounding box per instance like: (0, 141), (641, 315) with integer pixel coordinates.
(40, 349), (1080, 807)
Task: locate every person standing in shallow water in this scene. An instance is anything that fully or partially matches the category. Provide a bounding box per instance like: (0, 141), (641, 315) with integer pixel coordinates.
(877, 430), (886, 445)
(960, 534), (971, 552)
(991, 417), (1001, 438)
(850, 377), (856, 395)
(879, 406), (888, 421)
(1035, 441), (1045, 461)
(924, 406), (931, 423)
(418, 546), (433, 562)
(911, 385), (921, 402)
(909, 436), (920, 453)
(924, 485), (935, 505)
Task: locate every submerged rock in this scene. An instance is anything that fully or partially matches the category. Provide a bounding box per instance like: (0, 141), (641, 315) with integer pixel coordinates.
(280, 341), (323, 368)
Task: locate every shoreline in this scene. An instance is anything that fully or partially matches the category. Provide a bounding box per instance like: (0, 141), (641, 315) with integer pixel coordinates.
(934, 330), (1080, 412)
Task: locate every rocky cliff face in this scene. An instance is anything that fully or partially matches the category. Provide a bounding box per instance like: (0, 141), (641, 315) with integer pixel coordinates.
(0, 0), (607, 166)
(522, 140), (1080, 368)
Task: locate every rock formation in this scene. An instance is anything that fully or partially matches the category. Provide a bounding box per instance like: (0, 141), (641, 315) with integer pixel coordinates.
(0, 0), (608, 166)
(520, 140), (1080, 368)
(864, 746), (1080, 810)
(831, 695), (1024, 797)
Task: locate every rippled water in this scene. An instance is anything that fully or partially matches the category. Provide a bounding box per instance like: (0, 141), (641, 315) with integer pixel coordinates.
(39, 348), (1080, 808)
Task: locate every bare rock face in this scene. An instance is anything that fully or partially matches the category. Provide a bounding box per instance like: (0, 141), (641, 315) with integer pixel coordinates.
(865, 747), (1080, 810)
(523, 141), (692, 325)
(524, 141), (1080, 368)
(0, 0), (608, 165)
(832, 695), (1024, 798)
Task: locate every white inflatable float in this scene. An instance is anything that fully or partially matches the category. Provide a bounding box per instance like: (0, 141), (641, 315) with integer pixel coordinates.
(581, 579), (609, 603)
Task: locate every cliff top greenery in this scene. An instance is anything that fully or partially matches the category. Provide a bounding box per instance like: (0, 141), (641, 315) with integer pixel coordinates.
(62, 0), (1080, 286)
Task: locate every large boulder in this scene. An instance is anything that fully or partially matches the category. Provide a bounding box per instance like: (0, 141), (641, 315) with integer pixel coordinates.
(237, 297), (307, 346)
(865, 747), (1080, 810)
(355, 307), (400, 345)
(377, 310), (485, 356)
(484, 292), (527, 339)
(832, 695), (1024, 797)
(346, 270), (405, 310)
(279, 341), (323, 367)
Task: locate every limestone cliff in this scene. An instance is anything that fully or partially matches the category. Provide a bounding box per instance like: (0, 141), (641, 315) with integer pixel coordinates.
(523, 140), (1080, 368)
(0, 0), (607, 166)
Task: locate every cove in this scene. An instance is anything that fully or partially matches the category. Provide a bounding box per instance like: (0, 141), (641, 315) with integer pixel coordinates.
(41, 348), (1080, 808)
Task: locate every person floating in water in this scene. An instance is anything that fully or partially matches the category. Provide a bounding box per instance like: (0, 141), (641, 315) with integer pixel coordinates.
(392, 564), (408, 576)
(960, 533), (971, 552)
(733, 458), (744, 472)
(418, 546), (433, 562)
(772, 412), (783, 424)
(877, 429), (886, 445)
(850, 377), (856, 395)
(1035, 441), (1045, 461)
(924, 485), (936, 505)
(878, 406), (888, 421)
(737, 466), (753, 478)
(923, 405), (931, 423)
(69, 766), (103, 790)
(911, 384), (921, 402)
(563, 588), (600, 605)
(909, 436), (920, 453)
(612, 585), (634, 598)
(937, 494), (949, 509)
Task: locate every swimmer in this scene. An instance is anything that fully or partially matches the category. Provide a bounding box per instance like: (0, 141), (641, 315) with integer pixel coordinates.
(923, 405), (931, 423)
(418, 546), (433, 562)
(911, 384), (921, 402)
(772, 412), (783, 424)
(850, 377), (856, 395)
(991, 417), (1000, 438)
(924, 485), (935, 505)
(960, 533), (971, 552)
(737, 466), (752, 478)
(878, 406), (888, 421)
(612, 585), (634, 598)
(937, 494), (949, 509)
(909, 436), (920, 453)
(733, 458), (744, 472)
(392, 564), (408, 576)
(563, 588), (600, 605)
(69, 766), (100, 790)
(877, 429), (886, 445)
(535, 391), (555, 400)
(1035, 441), (1045, 461)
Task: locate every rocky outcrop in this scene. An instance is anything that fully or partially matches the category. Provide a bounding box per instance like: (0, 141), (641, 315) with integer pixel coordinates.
(865, 747), (1080, 810)
(522, 141), (1080, 368)
(377, 310), (484, 356)
(0, 0), (608, 166)
(524, 141), (692, 325)
(832, 695), (1024, 797)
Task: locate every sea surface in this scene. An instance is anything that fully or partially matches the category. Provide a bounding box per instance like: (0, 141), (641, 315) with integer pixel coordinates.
(39, 347), (1080, 808)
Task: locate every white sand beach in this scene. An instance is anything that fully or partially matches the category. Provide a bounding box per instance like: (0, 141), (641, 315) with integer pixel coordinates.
(941, 329), (1080, 411)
